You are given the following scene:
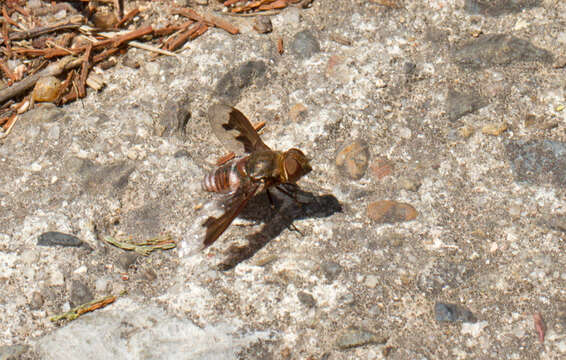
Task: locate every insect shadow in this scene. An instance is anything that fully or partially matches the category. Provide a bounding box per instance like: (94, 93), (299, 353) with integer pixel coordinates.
(216, 187), (341, 271)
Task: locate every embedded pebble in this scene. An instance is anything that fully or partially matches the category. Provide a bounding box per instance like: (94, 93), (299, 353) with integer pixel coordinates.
(116, 253), (139, 271)
(434, 302), (476, 323)
(335, 327), (387, 349)
(70, 280), (94, 306)
(29, 291), (44, 310)
(289, 103), (308, 122)
(320, 261), (342, 281)
(37, 232), (84, 247)
(335, 140), (370, 180)
(291, 30), (320, 59)
(370, 158), (394, 180)
(32, 76), (61, 102)
(482, 122), (508, 136)
(367, 200), (418, 223)
(253, 16), (272, 34)
(365, 275), (379, 288)
(297, 291), (316, 308)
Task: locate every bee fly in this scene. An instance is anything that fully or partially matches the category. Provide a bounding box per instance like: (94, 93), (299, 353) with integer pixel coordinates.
(202, 104), (312, 247)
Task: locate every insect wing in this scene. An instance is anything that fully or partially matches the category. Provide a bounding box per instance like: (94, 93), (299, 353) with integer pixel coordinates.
(208, 104), (271, 154)
(202, 183), (261, 248)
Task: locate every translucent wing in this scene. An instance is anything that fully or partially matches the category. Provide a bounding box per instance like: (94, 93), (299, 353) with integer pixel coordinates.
(208, 104), (271, 154)
(202, 183), (261, 248)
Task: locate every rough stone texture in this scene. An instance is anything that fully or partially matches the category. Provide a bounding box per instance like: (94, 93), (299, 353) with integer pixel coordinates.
(1, 1), (566, 359)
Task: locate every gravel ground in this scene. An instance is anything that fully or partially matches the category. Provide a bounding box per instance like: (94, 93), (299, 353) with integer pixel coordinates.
(1, 0), (566, 359)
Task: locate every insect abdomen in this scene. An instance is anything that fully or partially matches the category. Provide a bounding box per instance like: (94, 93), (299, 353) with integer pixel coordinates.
(202, 157), (247, 194)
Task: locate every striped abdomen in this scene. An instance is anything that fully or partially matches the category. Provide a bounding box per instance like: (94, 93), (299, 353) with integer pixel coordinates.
(202, 157), (248, 194)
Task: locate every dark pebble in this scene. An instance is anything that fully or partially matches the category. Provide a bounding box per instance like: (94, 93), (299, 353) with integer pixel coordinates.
(504, 139), (566, 188)
(37, 232), (84, 248)
(320, 261), (342, 281)
(297, 291), (316, 308)
(446, 89), (488, 121)
(453, 34), (552, 69)
(403, 61), (416, 75)
(70, 280), (94, 307)
(116, 253), (139, 271)
(291, 30), (321, 59)
(29, 291), (44, 310)
(464, 0), (541, 16)
(435, 302), (476, 323)
(173, 149), (191, 158)
(253, 15), (273, 34)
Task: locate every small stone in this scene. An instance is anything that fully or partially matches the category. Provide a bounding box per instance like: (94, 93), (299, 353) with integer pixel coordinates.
(370, 158), (394, 180)
(289, 103), (308, 122)
(338, 293), (355, 306)
(446, 89), (487, 121)
(116, 253), (139, 271)
(91, 9), (119, 29)
(335, 140), (370, 180)
(375, 78), (387, 88)
(367, 200), (418, 223)
(70, 280), (94, 306)
(297, 291), (316, 308)
(482, 122), (508, 136)
(253, 16), (272, 34)
(365, 275), (379, 288)
(335, 327), (387, 349)
(403, 61), (416, 75)
(320, 261), (342, 281)
(291, 30), (321, 59)
(29, 291), (44, 310)
(434, 302), (476, 323)
(552, 55), (566, 69)
(253, 254), (278, 266)
(459, 125), (475, 138)
(32, 76), (61, 103)
(173, 149), (191, 158)
(37, 232), (84, 247)
(524, 114), (537, 127)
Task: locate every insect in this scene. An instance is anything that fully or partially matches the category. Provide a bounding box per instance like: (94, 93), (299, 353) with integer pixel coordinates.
(202, 104), (312, 248)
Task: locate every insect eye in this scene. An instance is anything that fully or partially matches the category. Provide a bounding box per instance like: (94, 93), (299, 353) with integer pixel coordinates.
(284, 157), (300, 177)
